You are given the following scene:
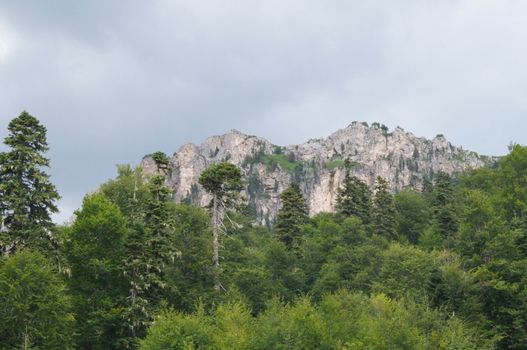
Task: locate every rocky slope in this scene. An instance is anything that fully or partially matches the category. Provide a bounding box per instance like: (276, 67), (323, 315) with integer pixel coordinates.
(141, 122), (496, 225)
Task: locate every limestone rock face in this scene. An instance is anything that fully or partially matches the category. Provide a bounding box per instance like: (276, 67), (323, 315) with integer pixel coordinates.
(141, 122), (497, 225)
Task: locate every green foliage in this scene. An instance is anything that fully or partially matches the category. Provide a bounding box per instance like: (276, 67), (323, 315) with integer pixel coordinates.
(140, 291), (492, 350)
(274, 183), (309, 250)
(373, 243), (439, 301)
(0, 111), (60, 254)
(261, 153), (301, 173)
(431, 172), (459, 239)
(139, 309), (215, 350)
(150, 151), (170, 169)
(0, 250), (74, 349)
(495, 144), (527, 222)
(263, 239), (306, 302)
(7, 113), (527, 349)
(199, 162), (243, 200)
(100, 164), (149, 221)
(66, 193), (129, 349)
(336, 162), (372, 223)
(394, 190), (431, 244)
(199, 162), (244, 292)
(123, 174), (179, 341)
(324, 159), (345, 170)
(164, 205), (215, 312)
(372, 176), (397, 240)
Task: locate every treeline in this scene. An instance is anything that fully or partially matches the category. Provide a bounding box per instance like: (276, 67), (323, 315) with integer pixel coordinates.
(1, 112), (527, 349)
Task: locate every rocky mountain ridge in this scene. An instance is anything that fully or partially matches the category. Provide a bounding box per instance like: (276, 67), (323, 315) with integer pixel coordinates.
(141, 122), (497, 225)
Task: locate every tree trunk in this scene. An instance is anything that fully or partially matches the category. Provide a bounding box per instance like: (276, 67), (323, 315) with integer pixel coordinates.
(212, 195), (221, 291)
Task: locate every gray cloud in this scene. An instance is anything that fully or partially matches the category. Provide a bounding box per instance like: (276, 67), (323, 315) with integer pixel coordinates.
(0, 0), (526, 223)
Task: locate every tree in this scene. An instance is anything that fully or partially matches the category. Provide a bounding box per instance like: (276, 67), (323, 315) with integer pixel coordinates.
(372, 176), (397, 240)
(336, 160), (372, 223)
(139, 310), (214, 350)
(496, 144), (527, 224)
(144, 174), (178, 279)
(164, 205), (214, 312)
(373, 243), (439, 302)
(274, 183), (309, 250)
(150, 151), (171, 175)
(0, 250), (74, 349)
(66, 193), (128, 350)
(394, 190), (430, 244)
(122, 174), (177, 342)
(139, 291), (494, 350)
(199, 162), (243, 291)
(100, 164), (149, 222)
(431, 172), (459, 239)
(0, 111), (60, 254)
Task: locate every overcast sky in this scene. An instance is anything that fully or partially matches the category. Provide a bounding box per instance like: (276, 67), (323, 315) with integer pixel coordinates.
(1, 0), (526, 223)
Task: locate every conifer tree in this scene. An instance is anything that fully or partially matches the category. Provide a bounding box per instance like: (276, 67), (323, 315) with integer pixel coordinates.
(0, 111), (60, 254)
(432, 172), (458, 238)
(122, 174), (177, 342)
(336, 160), (372, 223)
(143, 174), (178, 298)
(199, 162), (243, 291)
(372, 176), (397, 240)
(123, 221), (152, 345)
(274, 183), (309, 250)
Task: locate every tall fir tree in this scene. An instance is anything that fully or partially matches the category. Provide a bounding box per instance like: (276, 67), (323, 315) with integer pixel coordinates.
(336, 160), (372, 223)
(431, 172), (458, 238)
(122, 174), (177, 343)
(274, 183), (309, 250)
(372, 176), (397, 240)
(143, 174), (178, 300)
(0, 111), (60, 254)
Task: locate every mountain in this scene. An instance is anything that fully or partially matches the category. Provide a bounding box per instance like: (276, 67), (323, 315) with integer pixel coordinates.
(141, 122), (497, 225)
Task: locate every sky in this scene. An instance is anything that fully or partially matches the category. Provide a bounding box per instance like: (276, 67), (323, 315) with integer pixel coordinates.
(0, 0), (526, 223)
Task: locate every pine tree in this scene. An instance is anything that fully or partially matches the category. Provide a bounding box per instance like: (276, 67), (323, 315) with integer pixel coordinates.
(372, 176), (397, 240)
(432, 172), (458, 238)
(274, 183), (309, 250)
(336, 160), (372, 223)
(0, 111), (60, 254)
(199, 162), (243, 291)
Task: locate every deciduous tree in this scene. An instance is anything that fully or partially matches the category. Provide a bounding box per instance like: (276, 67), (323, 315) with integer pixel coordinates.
(0, 250), (74, 349)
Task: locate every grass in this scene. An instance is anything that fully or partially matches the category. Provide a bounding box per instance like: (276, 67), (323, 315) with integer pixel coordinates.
(262, 154), (299, 173)
(324, 159), (345, 170)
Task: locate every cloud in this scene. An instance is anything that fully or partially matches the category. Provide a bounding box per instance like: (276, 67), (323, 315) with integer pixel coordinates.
(0, 0), (526, 221)
(0, 22), (15, 62)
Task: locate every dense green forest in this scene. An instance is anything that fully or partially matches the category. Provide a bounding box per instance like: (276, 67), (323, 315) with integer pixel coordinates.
(1, 112), (527, 349)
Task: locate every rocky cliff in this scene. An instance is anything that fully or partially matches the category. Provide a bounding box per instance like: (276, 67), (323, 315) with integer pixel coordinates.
(141, 122), (496, 225)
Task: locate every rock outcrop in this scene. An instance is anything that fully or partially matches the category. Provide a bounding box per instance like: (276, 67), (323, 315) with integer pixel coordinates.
(142, 122), (496, 225)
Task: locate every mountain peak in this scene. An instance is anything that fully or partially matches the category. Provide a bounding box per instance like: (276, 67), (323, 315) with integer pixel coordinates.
(142, 122), (497, 225)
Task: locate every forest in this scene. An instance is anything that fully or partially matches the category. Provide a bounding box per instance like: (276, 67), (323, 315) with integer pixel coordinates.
(1, 111), (527, 350)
